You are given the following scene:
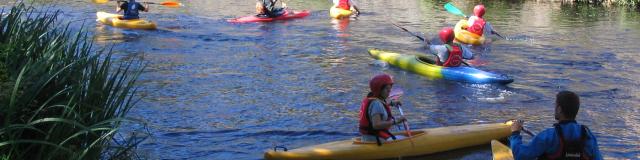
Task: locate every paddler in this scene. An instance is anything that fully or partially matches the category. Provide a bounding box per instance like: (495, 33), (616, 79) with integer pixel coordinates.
(116, 0), (149, 20)
(359, 74), (407, 145)
(463, 5), (500, 38)
(428, 27), (474, 67)
(333, 0), (360, 16)
(256, 0), (287, 18)
(510, 91), (603, 160)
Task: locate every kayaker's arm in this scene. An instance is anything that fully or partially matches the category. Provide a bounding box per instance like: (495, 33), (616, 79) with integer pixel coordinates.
(428, 45), (447, 63)
(368, 100), (406, 130)
(116, 1), (123, 13)
(352, 0), (360, 16)
(585, 128), (604, 160)
(141, 2), (150, 12)
(144, 3), (150, 12)
(354, 6), (361, 16)
(460, 45), (475, 60)
(281, 0), (287, 9)
(371, 114), (405, 130)
(509, 125), (553, 160)
(484, 22), (505, 39)
(371, 114), (391, 130)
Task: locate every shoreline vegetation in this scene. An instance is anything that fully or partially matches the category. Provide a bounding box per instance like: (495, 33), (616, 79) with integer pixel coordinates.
(568, 0), (640, 8)
(1, 2), (145, 160)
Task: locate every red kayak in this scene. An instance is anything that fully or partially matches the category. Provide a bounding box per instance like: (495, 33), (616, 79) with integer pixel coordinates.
(227, 10), (310, 23)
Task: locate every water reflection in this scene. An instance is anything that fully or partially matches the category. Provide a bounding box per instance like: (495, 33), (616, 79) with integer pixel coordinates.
(331, 18), (351, 37)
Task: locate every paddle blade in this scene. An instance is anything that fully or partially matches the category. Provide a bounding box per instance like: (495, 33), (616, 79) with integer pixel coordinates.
(161, 1), (181, 7)
(444, 2), (466, 17)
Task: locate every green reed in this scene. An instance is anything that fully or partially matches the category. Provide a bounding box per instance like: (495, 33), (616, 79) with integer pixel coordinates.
(1, 2), (144, 160)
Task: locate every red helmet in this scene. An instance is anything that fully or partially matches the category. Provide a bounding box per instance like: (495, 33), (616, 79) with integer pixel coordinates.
(369, 74), (394, 97)
(473, 5), (485, 17)
(439, 27), (455, 43)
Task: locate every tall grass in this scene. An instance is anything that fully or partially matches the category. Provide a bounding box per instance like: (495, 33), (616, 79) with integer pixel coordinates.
(1, 2), (144, 160)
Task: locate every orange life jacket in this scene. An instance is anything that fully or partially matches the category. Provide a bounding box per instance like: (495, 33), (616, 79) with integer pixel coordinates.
(467, 16), (486, 36)
(440, 44), (463, 67)
(337, 0), (350, 10)
(358, 97), (395, 145)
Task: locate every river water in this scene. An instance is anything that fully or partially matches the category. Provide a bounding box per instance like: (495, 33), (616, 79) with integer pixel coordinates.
(3, 0), (639, 159)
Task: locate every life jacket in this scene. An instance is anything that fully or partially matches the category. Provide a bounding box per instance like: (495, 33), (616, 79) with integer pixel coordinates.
(359, 97), (396, 146)
(337, 0), (350, 10)
(122, 2), (141, 20)
(541, 124), (594, 160)
(438, 44), (463, 67)
(467, 16), (486, 36)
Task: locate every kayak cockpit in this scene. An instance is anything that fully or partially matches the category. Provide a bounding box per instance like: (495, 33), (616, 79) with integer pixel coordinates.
(415, 55), (437, 65)
(352, 130), (426, 144)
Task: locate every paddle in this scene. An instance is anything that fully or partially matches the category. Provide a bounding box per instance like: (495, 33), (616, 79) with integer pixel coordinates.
(389, 88), (415, 147)
(113, 0), (182, 7)
(443, 2), (505, 40)
(390, 22), (471, 67)
(352, 5), (361, 17)
(144, 1), (182, 7)
(443, 2), (467, 18)
(507, 120), (535, 137)
(523, 128), (535, 137)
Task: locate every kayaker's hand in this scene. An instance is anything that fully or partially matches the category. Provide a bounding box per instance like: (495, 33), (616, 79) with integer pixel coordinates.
(389, 99), (402, 107)
(394, 116), (407, 125)
(511, 120), (524, 132)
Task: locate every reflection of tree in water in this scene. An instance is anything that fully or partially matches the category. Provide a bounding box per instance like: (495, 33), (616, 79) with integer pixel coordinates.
(556, 2), (610, 24)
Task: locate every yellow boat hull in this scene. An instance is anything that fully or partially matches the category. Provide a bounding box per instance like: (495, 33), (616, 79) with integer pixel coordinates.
(96, 12), (157, 30)
(92, 0), (109, 4)
(454, 19), (485, 45)
(369, 49), (444, 79)
(491, 140), (515, 160)
(330, 5), (353, 19)
(264, 123), (512, 160)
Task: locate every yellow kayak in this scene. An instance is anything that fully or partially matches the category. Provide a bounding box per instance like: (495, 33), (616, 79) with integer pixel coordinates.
(92, 0), (109, 4)
(264, 122), (513, 160)
(330, 5), (353, 19)
(96, 12), (157, 30)
(491, 140), (515, 160)
(454, 19), (485, 45)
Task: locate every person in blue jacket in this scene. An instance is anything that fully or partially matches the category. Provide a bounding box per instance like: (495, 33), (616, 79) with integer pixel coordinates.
(117, 0), (149, 20)
(510, 91), (602, 160)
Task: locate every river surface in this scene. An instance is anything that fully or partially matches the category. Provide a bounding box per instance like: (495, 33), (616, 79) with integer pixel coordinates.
(3, 0), (639, 159)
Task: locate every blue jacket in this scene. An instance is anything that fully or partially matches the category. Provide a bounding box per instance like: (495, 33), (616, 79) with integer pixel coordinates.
(120, 2), (146, 20)
(509, 120), (603, 160)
